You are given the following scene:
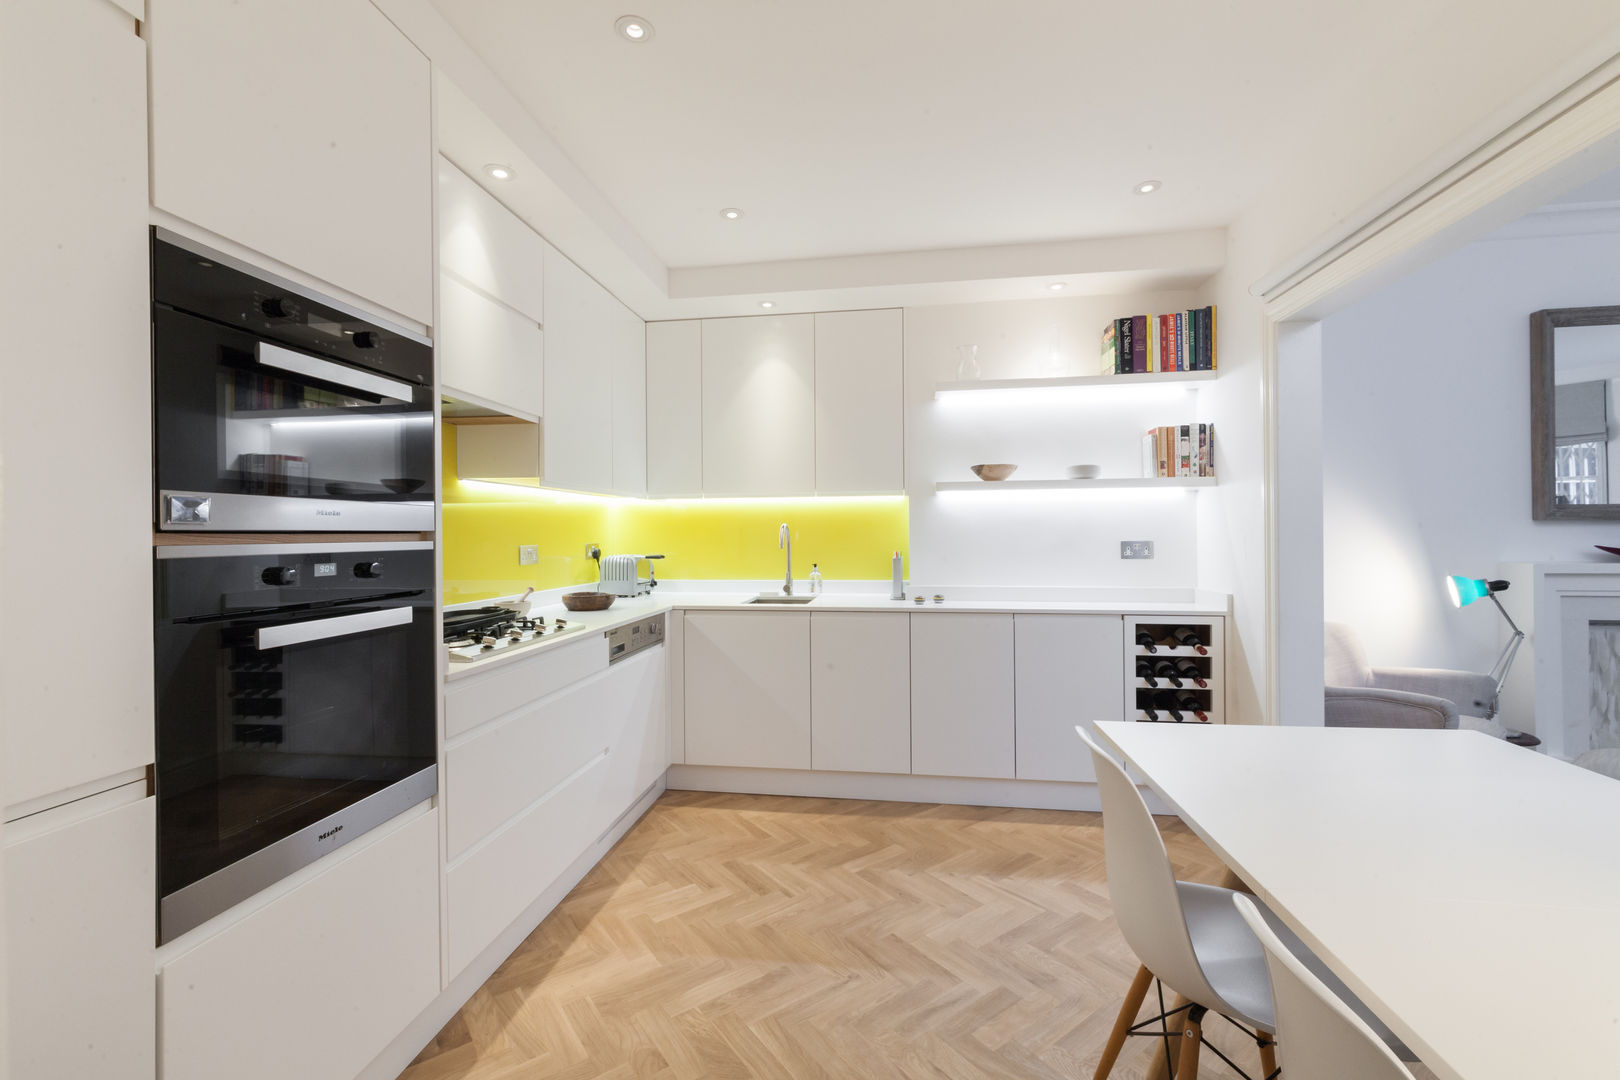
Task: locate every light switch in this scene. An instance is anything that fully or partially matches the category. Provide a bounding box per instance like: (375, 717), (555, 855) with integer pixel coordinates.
(518, 545), (538, 566)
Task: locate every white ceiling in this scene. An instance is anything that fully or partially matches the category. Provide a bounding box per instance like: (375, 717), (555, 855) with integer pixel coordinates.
(426, 0), (1431, 273)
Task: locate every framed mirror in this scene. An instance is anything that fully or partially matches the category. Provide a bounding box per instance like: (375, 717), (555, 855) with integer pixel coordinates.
(1532, 306), (1620, 520)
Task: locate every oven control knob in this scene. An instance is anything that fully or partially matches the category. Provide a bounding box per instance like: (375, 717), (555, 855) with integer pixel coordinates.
(351, 330), (378, 349)
(354, 560), (382, 578)
(262, 566), (298, 587)
(261, 297), (290, 318)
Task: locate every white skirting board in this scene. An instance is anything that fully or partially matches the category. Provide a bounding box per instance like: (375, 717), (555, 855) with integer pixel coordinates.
(665, 764), (1174, 816)
(356, 776), (667, 1080)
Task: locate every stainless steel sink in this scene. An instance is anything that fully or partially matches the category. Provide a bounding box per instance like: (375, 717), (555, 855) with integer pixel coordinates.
(745, 594), (818, 604)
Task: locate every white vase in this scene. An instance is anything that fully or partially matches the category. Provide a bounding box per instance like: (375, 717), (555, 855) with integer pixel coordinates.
(955, 344), (981, 380)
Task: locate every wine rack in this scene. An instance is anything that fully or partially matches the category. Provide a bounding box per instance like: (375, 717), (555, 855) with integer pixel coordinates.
(1123, 616), (1226, 724)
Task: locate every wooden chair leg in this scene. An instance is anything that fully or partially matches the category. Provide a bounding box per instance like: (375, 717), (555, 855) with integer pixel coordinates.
(1176, 1006), (1205, 1080)
(1145, 991), (1191, 1080)
(1258, 1033), (1278, 1079)
(1093, 965), (1155, 1079)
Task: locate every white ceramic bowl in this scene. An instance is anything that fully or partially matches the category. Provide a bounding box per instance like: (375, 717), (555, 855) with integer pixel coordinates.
(1066, 464), (1101, 479)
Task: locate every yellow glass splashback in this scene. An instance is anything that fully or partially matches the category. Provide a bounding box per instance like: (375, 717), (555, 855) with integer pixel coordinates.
(442, 424), (909, 603)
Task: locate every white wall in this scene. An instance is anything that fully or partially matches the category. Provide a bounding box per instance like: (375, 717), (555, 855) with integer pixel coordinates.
(1319, 227), (1620, 699)
(904, 293), (1213, 589)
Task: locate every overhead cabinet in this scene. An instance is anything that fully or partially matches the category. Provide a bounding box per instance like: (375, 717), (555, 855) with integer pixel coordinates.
(437, 157), (545, 419)
(701, 315), (817, 496)
(814, 309), (905, 493)
(646, 320), (704, 496)
(148, 0), (433, 324)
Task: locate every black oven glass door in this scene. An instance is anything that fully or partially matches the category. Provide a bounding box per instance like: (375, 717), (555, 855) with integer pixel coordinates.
(154, 546), (436, 941)
(152, 234), (435, 532)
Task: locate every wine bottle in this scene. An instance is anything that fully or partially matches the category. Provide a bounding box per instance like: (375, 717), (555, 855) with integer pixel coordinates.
(1152, 659), (1183, 687)
(1135, 629), (1159, 654)
(1174, 658), (1207, 688)
(1175, 690), (1208, 722)
(1170, 626), (1207, 654)
(1135, 659), (1158, 687)
(1141, 706), (1160, 721)
(1153, 689), (1185, 722)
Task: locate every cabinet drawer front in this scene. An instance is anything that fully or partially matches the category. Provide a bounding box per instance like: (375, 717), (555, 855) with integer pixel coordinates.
(439, 272), (544, 419)
(1014, 614), (1124, 783)
(445, 634), (606, 739)
(160, 811), (439, 1080)
(446, 753), (607, 978)
(445, 664), (617, 860)
(910, 613), (1015, 778)
(684, 612), (811, 770)
(437, 156), (545, 321)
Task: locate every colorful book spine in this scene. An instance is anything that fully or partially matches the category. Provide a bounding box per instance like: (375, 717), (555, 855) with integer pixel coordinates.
(1100, 322), (1117, 376)
(1117, 318), (1132, 374)
(1178, 424), (1192, 475)
(1131, 315), (1147, 373)
(1142, 431), (1156, 477)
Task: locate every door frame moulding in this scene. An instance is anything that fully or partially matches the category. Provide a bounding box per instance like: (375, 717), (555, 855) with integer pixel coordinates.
(1255, 53), (1620, 726)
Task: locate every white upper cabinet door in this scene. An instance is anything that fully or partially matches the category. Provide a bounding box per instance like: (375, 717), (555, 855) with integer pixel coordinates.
(1014, 615), (1124, 783)
(438, 274), (544, 420)
(814, 309), (904, 494)
(910, 614), (1015, 779)
(684, 612), (811, 770)
(542, 244), (615, 494)
(148, 0), (433, 324)
(5, 797), (156, 1080)
(646, 320), (704, 497)
(2, 0), (152, 810)
(436, 157), (544, 321)
(811, 613), (910, 774)
(701, 315), (816, 496)
(610, 297), (648, 497)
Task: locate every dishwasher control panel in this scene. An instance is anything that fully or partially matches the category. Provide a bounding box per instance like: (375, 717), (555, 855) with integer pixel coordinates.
(607, 613), (665, 664)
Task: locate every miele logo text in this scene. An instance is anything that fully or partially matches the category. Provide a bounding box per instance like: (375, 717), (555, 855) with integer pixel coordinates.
(316, 509), (342, 517)
(318, 825), (343, 841)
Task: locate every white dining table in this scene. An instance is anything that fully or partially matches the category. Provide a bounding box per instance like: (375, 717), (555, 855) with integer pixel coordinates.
(1094, 722), (1620, 1080)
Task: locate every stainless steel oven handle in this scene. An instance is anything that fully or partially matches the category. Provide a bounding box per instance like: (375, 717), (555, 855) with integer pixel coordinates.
(256, 340), (415, 402)
(256, 605), (414, 650)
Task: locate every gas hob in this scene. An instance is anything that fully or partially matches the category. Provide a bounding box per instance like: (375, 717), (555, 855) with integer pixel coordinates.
(444, 606), (590, 664)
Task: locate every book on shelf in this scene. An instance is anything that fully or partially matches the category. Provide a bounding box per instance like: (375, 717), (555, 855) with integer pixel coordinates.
(1141, 423), (1216, 478)
(1107, 306), (1217, 374)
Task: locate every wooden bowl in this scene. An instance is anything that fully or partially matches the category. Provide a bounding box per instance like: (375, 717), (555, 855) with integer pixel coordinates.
(971, 463), (1018, 481)
(562, 592), (616, 612)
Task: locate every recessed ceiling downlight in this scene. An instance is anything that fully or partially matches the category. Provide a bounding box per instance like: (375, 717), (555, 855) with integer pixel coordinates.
(1134, 179), (1162, 195)
(759, 301), (775, 309)
(720, 207), (744, 220)
(615, 15), (654, 42)
(1047, 282), (1066, 292)
(484, 164), (514, 181)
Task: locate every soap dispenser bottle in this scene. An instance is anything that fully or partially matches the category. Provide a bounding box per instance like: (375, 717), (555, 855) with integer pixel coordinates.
(809, 563), (823, 595)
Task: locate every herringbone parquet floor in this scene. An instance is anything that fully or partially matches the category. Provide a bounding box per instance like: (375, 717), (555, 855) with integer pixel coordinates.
(399, 791), (1432, 1080)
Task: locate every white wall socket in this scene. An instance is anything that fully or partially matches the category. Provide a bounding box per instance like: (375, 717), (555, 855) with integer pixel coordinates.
(1120, 541), (1154, 560)
(518, 544), (538, 566)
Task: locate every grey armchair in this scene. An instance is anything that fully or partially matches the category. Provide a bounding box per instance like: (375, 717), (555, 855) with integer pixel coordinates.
(1323, 622), (1497, 730)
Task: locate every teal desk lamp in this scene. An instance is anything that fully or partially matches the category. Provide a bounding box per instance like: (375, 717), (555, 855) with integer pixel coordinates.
(1445, 575), (1525, 719)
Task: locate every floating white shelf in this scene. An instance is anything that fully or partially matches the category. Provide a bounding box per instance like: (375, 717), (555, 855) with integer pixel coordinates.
(933, 369), (1216, 397)
(934, 477), (1216, 492)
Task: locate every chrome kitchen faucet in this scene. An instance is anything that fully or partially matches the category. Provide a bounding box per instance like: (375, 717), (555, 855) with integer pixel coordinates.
(779, 522), (793, 595)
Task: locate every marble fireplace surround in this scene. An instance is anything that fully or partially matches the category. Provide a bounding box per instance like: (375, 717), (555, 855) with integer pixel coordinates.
(1498, 562), (1620, 760)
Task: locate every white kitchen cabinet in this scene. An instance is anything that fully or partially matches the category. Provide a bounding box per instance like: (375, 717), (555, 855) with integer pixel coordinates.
(595, 647), (669, 822)
(646, 320), (704, 496)
(685, 612), (811, 769)
(542, 243), (615, 494)
(4, 795), (155, 1080)
(1014, 615), (1124, 783)
(444, 634), (606, 740)
(2, 0), (152, 811)
(811, 613), (911, 773)
(148, 0), (433, 324)
(814, 309), (904, 494)
(437, 157), (544, 321)
(701, 315), (816, 496)
(438, 274), (544, 420)
(161, 810), (439, 1080)
(610, 297), (648, 496)
(910, 614), (1015, 778)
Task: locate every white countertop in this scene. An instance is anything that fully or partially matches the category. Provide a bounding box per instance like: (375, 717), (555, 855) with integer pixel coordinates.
(443, 582), (1228, 682)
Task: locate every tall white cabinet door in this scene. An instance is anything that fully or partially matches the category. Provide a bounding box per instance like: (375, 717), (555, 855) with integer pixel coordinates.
(910, 614), (1015, 778)
(610, 297), (648, 496)
(2, 0), (153, 809)
(811, 613), (911, 773)
(701, 315), (816, 496)
(1015, 615), (1124, 783)
(438, 274), (544, 420)
(4, 797), (155, 1080)
(646, 320), (704, 496)
(542, 244), (615, 493)
(148, 0), (433, 324)
(437, 157), (544, 321)
(685, 613), (811, 769)
(814, 309), (904, 494)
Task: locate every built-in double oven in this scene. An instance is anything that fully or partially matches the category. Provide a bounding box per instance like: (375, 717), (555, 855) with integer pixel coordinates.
(151, 231), (438, 943)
